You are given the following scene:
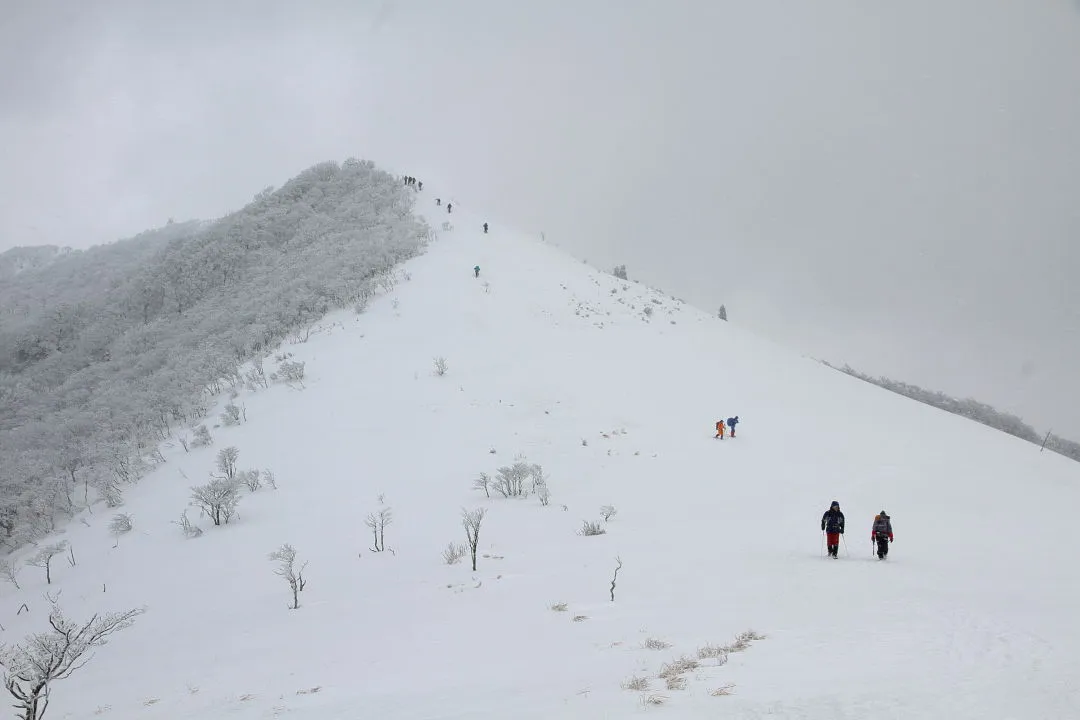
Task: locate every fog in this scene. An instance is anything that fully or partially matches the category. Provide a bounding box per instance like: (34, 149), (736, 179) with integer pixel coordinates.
(2, 0), (1078, 435)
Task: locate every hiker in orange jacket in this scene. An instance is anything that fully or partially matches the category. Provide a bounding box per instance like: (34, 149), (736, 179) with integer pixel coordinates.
(715, 420), (725, 439)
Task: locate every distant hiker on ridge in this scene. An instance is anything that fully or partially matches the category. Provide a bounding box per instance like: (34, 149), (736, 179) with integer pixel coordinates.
(726, 416), (739, 438)
(714, 419), (725, 439)
(871, 511), (894, 560)
(483, 222), (488, 234)
(436, 198), (441, 206)
(418, 181), (423, 191)
(474, 265), (480, 278)
(447, 203), (453, 214)
(821, 501), (845, 558)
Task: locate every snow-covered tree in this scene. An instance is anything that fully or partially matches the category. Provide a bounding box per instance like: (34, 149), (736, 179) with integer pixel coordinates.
(215, 447), (239, 482)
(267, 544), (307, 610)
(190, 479), (241, 526)
(25, 542), (68, 585)
(0, 603), (144, 720)
(462, 508), (486, 572)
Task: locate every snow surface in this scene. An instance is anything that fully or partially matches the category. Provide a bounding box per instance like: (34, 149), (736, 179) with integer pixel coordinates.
(5, 189), (1080, 720)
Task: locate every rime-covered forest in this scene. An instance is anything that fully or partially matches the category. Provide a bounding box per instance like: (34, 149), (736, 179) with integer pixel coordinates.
(0, 159), (431, 549)
(824, 362), (1080, 463)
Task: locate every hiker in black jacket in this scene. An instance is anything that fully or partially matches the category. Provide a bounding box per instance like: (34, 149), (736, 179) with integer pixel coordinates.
(821, 501), (845, 558)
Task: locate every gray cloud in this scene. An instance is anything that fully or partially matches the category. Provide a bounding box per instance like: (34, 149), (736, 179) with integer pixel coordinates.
(2, 0), (1078, 435)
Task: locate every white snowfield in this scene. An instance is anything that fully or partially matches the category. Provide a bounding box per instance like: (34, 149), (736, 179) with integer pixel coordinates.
(6, 191), (1079, 720)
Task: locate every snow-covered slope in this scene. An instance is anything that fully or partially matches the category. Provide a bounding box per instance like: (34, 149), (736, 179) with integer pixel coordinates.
(5, 189), (1079, 720)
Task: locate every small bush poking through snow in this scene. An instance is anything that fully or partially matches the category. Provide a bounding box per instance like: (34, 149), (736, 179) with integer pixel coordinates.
(622, 675), (650, 691)
(433, 356), (448, 376)
(220, 402), (244, 426)
(109, 513), (133, 536)
(710, 684), (736, 696)
(442, 543), (467, 565)
(173, 510), (203, 538)
(600, 505), (617, 522)
(658, 656), (700, 683)
(642, 637), (671, 650)
(550, 602), (568, 612)
(696, 644), (730, 664)
(665, 675), (687, 691)
(579, 520), (606, 536)
(239, 469), (262, 492)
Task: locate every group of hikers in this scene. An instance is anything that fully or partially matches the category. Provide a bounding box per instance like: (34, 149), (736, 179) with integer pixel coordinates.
(403, 175), (423, 190)
(821, 501), (895, 560)
(714, 416), (739, 438)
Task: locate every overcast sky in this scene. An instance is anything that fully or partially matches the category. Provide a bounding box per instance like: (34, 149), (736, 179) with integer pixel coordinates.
(2, 0), (1078, 436)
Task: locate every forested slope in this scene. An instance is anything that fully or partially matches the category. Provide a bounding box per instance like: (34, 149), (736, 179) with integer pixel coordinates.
(0, 158), (430, 547)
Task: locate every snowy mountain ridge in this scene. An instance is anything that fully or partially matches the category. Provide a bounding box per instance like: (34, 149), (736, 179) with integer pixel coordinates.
(1, 181), (1078, 720)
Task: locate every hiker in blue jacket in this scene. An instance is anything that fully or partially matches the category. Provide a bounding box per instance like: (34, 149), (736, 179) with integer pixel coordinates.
(726, 416), (739, 437)
(821, 501), (845, 558)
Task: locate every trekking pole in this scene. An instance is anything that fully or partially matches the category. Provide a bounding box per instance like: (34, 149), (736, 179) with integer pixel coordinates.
(820, 532), (825, 558)
(842, 535), (849, 557)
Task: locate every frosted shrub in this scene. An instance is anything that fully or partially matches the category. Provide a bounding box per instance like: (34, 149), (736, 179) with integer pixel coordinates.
(612, 264), (628, 280)
(173, 509), (203, 538)
(579, 520), (606, 536)
(600, 505), (618, 522)
(491, 461), (545, 499)
(442, 542), (467, 565)
(109, 513), (134, 536)
(239, 469), (262, 492)
(220, 402), (243, 426)
(246, 357), (270, 389)
(433, 356), (448, 376)
(0, 558), (21, 589)
(278, 359), (306, 383)
(365, 506), (393, 552)
(191, 425), (213, 448)
(462, 508), (486, 571)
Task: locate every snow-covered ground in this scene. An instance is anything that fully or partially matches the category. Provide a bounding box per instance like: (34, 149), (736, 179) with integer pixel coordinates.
(5, 190), (1079, 720)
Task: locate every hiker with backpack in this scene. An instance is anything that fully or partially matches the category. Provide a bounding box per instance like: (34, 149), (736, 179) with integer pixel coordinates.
(821, 501), (845, 558)
(714, 419), (725, 439)
(726, 416), (739, 437)
(871, 511), (894, 559)
(474, 265), (480, 278)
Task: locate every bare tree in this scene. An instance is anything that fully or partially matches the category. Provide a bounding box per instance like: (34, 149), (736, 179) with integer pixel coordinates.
(215, 447), (240, 481)
(365, 506), (393, 552)
(26, 543), (68, 585)
(461, 508), (486, 572)
(190, 478), (241, 526)
(473, 473), (491, 498)
(0, 602), (144, 720)
(268, 544), (307, 610)
(610, 556), (623, 602)
(432, 356), (448, 377)
(600, 505), (618, 522)
(0, 559), (20, 590)
(172, 509), (203, 538)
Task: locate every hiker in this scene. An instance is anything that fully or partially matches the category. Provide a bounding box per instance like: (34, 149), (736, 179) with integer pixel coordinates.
(436, 198), (441, 206)
(418, 181), (423, 191)
(474, 265), (480, 278)
(714, 420), (725, 439)
(447, 203), (452, 214)
(726, 416), (739, 437)
(871, 511), (894, 559)
(821, 501), (845, 558)
(483, 222), (488, 234)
